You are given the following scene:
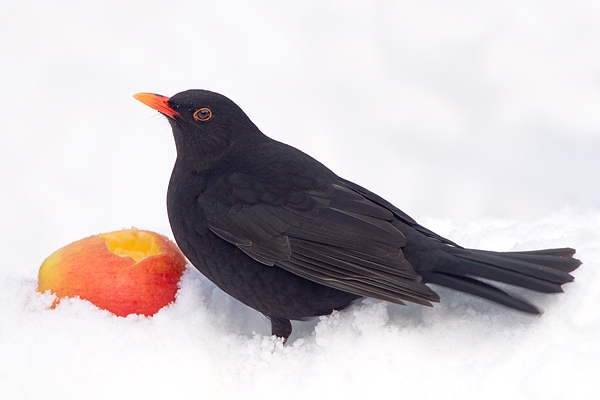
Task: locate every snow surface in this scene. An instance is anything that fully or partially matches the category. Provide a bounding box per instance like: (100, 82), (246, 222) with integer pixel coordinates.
(1, 1), (599, 399)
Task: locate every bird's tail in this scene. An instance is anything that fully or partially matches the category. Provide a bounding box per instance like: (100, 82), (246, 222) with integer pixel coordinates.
(418, 247), (581, 313)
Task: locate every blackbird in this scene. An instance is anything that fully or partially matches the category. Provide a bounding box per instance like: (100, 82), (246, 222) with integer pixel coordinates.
(134, 89), (581, 341)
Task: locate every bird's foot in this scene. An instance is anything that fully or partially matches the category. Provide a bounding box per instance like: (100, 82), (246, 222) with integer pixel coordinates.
(269, 317), (292, 344)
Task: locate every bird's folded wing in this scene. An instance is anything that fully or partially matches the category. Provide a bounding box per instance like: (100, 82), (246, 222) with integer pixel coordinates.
(339, 178), (461, 247)
(200, 180), (439, 305)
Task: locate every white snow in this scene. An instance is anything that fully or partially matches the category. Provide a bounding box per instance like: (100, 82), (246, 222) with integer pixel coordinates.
(1, 1), (599, 399)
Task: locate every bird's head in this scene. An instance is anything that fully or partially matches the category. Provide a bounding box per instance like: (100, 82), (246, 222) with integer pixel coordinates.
(134, 89), (263, 170)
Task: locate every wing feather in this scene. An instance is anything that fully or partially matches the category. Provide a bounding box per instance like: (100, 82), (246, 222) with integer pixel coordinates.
(200, 175), (439, 305)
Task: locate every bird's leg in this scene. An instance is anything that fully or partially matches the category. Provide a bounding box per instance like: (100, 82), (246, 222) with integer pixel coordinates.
(269, 317), (292, 344)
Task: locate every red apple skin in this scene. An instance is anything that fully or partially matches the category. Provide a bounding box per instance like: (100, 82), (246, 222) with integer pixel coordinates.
(38, 230), (187, 317)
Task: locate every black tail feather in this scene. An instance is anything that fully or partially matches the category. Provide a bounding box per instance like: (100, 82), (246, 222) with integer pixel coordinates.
(419, 271), (540, 314)
(444, 247), (576, 286)
(434, 257), (565, 293)
(420, 247), (581, 313)
(479, 248), (581, 272)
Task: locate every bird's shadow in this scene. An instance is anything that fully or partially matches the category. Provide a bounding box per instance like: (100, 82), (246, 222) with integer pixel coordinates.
(191, 272), (549, 344)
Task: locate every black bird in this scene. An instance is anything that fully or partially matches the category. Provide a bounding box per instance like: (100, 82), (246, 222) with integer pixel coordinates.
(134, 90), (581, 341)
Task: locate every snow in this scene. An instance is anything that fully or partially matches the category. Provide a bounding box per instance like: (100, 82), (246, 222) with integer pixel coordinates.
(1, 1), (599, 399)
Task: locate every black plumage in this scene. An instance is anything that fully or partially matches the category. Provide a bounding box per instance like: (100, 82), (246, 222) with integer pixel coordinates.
(134, 89), (581, 341)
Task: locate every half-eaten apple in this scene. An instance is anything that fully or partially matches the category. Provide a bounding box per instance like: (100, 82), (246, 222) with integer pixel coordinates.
(38, 229), (187, 316)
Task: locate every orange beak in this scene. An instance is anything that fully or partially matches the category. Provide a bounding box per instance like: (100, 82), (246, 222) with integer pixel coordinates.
(133, 93), (180, 119)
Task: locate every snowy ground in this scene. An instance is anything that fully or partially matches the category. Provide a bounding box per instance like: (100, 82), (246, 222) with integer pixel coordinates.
(1, 1), (599, 399)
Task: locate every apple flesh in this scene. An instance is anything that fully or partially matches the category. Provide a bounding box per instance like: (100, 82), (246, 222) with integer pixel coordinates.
(38, 229), (187, 317)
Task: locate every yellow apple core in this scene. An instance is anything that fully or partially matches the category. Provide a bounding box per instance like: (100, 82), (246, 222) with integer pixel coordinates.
(99, 230), (163, 263)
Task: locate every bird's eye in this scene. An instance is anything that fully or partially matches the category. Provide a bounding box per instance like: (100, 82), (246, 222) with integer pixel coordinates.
(193, 108), (212, 121)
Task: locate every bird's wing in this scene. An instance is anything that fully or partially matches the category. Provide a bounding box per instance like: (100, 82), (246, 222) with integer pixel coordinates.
(199, 172), (439, 306)
(338, 177), (461, 247)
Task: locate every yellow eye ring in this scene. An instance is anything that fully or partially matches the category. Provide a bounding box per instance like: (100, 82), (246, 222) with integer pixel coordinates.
(193, 108), (212, 121)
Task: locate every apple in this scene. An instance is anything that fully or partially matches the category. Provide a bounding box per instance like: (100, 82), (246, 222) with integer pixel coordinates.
(38, 229), (187, 317)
